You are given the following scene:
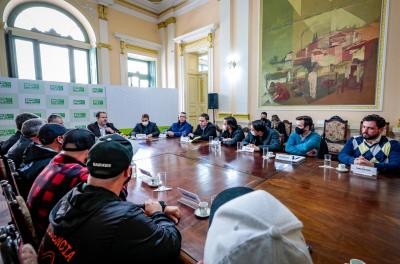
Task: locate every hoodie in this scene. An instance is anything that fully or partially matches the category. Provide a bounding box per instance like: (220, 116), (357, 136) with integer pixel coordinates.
(38, 183), (181, 264)
(17, 144), (58, 199)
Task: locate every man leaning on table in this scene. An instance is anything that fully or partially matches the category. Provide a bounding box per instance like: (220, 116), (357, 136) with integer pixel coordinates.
(38, 134), (182, 263)
(285, 116), (321, 156)
(167, 112), (193, 137)
(189, 113), (217, 141)
(339, 114), (400, 173)
(242, 119), (280, 151)
(87, 111), (120, 138)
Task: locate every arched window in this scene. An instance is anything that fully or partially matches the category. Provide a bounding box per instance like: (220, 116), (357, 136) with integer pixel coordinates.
(5, 2), (97, 84)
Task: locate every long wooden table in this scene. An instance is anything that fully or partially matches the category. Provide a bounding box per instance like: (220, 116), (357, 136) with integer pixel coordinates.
(127, 138), (400, 264)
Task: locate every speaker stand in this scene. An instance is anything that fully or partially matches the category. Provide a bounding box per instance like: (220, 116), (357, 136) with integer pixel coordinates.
(212, 109), (216, 124)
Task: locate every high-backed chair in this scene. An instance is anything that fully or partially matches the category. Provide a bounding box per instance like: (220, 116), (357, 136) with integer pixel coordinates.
(283, 120), (292, 136)
(359, 121), (390, 137)
(323, 116), (348, 155)
(1, 180), (38, 249)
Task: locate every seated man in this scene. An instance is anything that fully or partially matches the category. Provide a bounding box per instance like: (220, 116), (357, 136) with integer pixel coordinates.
(0, 112), (38, 156)
(6, 118), (46, 168)
(131, 113), (160, 138)
(242, 120), (280, 151)
(219, 116), (245, 146)
(285, 115), (321, 156)
(38, 134), (182, 263)
(87, 111), (120, 138)
(47, 114), (64, 125)
(260, 111), (272, 128)
(18, 124), (67, 199)
(203, 187), (312, 264)
(339, 114), (400, 173)
(190, 113), (217, 141)
(27, 128), (95, 239)
(167, 112), (193, 137)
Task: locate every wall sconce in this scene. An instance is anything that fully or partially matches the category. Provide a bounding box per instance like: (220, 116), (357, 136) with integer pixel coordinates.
(228, 60), (238, 69)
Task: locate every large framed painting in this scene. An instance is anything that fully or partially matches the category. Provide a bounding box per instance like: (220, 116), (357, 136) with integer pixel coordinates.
(259, 0), (389, 110)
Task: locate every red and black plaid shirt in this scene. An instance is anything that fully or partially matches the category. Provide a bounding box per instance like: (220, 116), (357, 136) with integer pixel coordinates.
(27, 153), (88, 238)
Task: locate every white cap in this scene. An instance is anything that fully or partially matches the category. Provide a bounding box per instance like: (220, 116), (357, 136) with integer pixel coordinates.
(204, 190), (313, 264)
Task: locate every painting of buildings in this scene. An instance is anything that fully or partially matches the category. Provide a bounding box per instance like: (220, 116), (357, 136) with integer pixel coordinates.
(259, 0), (387, 108)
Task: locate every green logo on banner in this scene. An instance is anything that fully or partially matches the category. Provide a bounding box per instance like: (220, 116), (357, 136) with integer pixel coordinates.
(0, 113), (14, 120)
(0, 97), (13, 104)
(25, 98), (41, 104)
(50, 98), (65, 105)
(0, 129), (16, 137)
(74, 112), (86, 118)
(33, 112), (42, 117)
(50, 84), (64, 91)
(0, 81), (12, 88)
(74, 125), (87, 129)
(73, 86), (85, 93)
(92, 99), (104, 106)
(73, 99), (86, 105)
(92, 87), (104, 93)
(24, 83), (40, 90)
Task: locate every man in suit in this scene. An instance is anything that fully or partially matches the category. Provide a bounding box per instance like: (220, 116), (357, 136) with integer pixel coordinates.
(189, 113), (217, 141)
(87, 111), (120, 138)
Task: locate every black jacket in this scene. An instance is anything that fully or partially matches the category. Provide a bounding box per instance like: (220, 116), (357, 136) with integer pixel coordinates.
(242, 127), (281, 151)
(38, 183), (181, 264)
(219, 127), (245, 146)
(273, 122), (288, 142)
(261, 118), (272, 128)
(0, 131), (22, 156)
(17, 144), (58, 200)
(131, 121), (160, 137)
(193, 122), (217, 141)
(87, 122), (120, 138)
(6, 136), (33, 168)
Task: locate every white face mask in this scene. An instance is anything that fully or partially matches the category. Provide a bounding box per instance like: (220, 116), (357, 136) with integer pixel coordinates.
(222, 124), (227, 131)
(142, 121), (149, 126)
(250, 130), (256, 136)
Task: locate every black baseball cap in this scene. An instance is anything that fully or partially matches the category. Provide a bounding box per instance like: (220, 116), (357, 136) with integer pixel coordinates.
(38, 124), (68, 145)
(209, 187), (254, 227)
(62, 129), (96, 151)
(87, 134), (137, 179)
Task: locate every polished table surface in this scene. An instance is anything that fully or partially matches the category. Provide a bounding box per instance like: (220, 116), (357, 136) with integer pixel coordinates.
(127, 138), (400, 264)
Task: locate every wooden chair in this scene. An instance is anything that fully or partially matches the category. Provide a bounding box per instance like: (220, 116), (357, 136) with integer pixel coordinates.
(1, 180), (38, 249)
(323, 116), (348, 155)
(359, 121), (390, 137)
(282, 120), (292, 136)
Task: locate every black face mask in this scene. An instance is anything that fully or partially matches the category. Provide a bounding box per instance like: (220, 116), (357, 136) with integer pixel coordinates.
(295, 127), (305, 135)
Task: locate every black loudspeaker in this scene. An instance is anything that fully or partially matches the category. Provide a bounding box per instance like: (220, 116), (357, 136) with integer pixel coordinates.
(208, 93), (219, 109)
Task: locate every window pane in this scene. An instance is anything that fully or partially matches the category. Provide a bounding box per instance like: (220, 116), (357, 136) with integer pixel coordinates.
(128, 60), (148, 75)
(14, 39), (36, 79)
(74, 49), (89, 84)
(14, 7), (85, 41)
(140, 79), (149, 88)
(129, 76), (139, 87)
(40, 44), (70, 82)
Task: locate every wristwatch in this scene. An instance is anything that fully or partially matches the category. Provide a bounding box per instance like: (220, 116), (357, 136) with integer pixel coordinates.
(159, 201), (167, 212)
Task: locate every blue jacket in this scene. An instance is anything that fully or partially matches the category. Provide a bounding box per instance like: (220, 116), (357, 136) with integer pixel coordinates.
(167, 121), (193, 137)
(339, 135), (400, 173)
(285, 131), (321, 156)
(242, 127), (281, 151)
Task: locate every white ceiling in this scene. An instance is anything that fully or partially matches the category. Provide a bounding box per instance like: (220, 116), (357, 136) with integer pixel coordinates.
(126, 0), (187, 14)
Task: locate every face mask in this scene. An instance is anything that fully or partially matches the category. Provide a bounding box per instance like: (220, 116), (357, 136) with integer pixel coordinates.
(250, 130), (256, 136)
(295, 127), (305, 135)
(222, 124), (227, 131)
(142, 121), (149, 126)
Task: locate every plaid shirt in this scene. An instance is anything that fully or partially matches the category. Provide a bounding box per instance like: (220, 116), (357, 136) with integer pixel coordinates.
(27, 153), (88, 238)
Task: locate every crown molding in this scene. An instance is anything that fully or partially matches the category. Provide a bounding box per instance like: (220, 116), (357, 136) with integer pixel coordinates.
(174, 23), (217, 43)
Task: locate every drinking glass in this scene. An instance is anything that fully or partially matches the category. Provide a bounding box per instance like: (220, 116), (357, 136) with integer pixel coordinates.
(324, 154), (332, 168)
(156, 172), (167, 191)
(237, 142), (243, 151)
(262, 147), (269, 158)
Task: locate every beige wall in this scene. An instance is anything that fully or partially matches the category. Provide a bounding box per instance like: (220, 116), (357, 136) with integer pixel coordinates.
(107, 7), (160, 85)
(248, 0), (400, 130)
(175, 0), (220, 91)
